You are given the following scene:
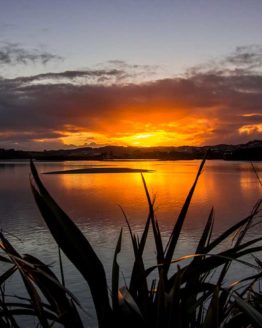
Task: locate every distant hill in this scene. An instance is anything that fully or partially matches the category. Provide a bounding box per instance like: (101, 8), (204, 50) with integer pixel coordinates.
(0, 140), (261, 161)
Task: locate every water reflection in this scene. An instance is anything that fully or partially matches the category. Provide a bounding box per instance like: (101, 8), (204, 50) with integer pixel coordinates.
(43, 160), (261, 231)
(0, 160), (261, 326)
(1, 159), (261, 245)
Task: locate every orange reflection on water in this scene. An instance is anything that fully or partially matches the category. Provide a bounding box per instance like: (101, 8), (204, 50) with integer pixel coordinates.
(53, 160), (262, 229)
(54, 161), (214, 227)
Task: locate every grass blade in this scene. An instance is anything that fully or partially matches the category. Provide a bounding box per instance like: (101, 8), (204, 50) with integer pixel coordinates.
(196, 207), (214, 254)
(112, 228), (122, 311)
(58, 247), (65, 287)
(141, 174), (164, 266)
(22, 254), (84, 328)
(204, 200), (262, 253)
(30, 160), (112, 327)
(234, 294), (262, 328)
(164, 153), (208, 273)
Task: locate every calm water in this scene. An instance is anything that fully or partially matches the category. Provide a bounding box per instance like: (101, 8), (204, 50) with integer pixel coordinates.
(0, 160), (261, 326)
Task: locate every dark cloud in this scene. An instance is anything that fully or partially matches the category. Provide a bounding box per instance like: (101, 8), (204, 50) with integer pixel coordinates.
(17, 68), (128, 84)
(0, 48), (261, 149)
(1, 66), (146, 87)
(0, 129), (66, 150)
(226, 45), (262, 70)
(96, 60), (161, 82)
(187, 45), (262, 77)
(105, 60), (159, 71)
(0, 42), (63, 66)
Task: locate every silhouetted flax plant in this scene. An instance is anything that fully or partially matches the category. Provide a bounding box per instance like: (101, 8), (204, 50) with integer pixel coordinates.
(0, 156), (261, 327)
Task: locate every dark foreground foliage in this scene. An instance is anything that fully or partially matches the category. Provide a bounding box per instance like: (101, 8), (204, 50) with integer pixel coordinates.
(0, 157), (262, 327)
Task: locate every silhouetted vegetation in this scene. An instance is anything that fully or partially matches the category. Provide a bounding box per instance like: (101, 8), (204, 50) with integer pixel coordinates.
(0, 157), (261, 327)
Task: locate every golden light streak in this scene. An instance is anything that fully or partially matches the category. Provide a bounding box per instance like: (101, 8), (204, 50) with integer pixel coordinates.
(241, 113), (262, 117)
(239, 124), (262, 134)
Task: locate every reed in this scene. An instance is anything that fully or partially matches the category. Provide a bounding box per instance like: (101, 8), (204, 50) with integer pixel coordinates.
(0, 157), (261, 327)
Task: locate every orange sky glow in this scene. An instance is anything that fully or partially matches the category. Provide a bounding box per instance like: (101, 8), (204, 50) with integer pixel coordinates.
(54, 113), (216, 148)
(1, 63), (261, 150)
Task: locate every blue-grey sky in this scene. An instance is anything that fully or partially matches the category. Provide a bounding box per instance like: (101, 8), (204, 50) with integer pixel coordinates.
(1, 0), (262, 77)
(0, 0), (262, 149)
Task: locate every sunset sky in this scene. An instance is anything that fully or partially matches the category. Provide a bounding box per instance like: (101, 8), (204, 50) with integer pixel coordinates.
(0, 0), (262, 150)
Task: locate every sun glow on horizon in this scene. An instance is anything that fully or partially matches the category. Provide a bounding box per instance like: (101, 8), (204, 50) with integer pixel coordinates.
(31, 115), (218, 149)
(57, 127), (209, 148)
(115, 131), (181, 147)
(49, 115), (218, 148)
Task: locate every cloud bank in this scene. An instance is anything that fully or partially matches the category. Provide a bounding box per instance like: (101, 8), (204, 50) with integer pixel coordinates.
(0, 46), (261, 150)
